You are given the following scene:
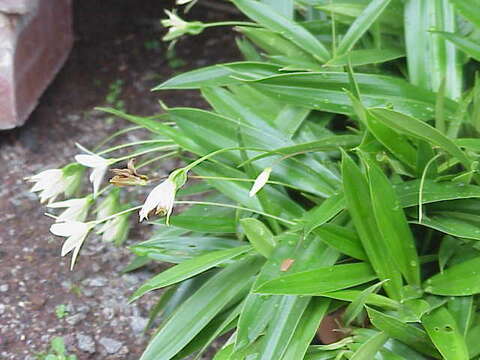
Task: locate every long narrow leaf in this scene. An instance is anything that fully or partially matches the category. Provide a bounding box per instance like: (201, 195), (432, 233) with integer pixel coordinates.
(233, 0), (330, 62)
(336, 0), (392, 55)
(129, 245), (252, 302)
(421, 307), (469, 360)
(342, 151), (403, 300)
(140, 257), (263, 360)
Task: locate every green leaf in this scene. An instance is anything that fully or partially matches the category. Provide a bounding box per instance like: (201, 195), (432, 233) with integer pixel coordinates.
(404, 0), (462, 99)
(366, 307), (440, 358)
(238, 27), (320, 69)
(395, 180), (480, 207)
(236, 37), (262, 61)
(235, 294), (281, 351)
(398, 299), (432, 323)
(336, 0), (392, 55)
(302, 193), (346, 235)
(316, 1), (404, 34)
(424, 256), (480, 296)
(319, 289), (399, 310)
(466, 325), (480, 358)
(413, 216), (480, 241)
(421, 307), (469, 360)
(449, 0), (480, 28)
(255, 262), (377, 295)
(213, 344), (235, 360)
(154, 62), (281, 90)
(447, 296), (473, 336)
(273, 105), (310, 138)
(343, 281), (387, 327)
(129, 245), (252, 302)
(435, 31), (480, 62)
(369, 108), (472, 170)
(403, 0), (432, 90)
(280, 298), (331, 360)
(363, 110), (417, 170)
(363, 155), (420, 285)
(261, 0), (293, 18)
(350, 331), (389, 360)
(325, 48), (405, 67)
(232, 0), (331, 62)
(240, 218), (276, 258)
(256, 295), (311, 360)
(139, 256), (263, 360)
(314, 224), (366, 260)
(173, 304), (241, 360)
(131, 232), (242, 264)
(236, 234), (338, 353)
(240, 135), (361, 166)
(251, 72), (457, 121)
(342, 151), (403, 300)
(438, 236), (458, 272)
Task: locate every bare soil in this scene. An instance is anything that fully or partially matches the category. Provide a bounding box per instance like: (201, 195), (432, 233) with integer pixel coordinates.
(0, 1), (238, 359)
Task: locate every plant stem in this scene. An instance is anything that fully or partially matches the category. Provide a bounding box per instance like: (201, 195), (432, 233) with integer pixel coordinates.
(203, 21), (258, 28)
(94, 205), (143, 224)
(97, 140), (174, 155)
(114, 145), (179, 163)
(93, 126), (143, 151)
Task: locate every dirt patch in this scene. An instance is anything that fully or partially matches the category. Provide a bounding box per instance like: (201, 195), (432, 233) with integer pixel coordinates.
(0, 1), (238, 359)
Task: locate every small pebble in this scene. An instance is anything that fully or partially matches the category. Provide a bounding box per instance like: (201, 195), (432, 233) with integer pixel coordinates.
(76, 333), (96, 353)
(99, 337), (122, 354)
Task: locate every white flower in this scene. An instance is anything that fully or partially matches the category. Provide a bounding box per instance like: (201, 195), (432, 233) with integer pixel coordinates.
(75, 152), (110, 198)
(50, 221), (91, 270)
(249, 167), (272, 197)
(176, 0), (195, 4)
(161, 10), (204, 41)
(139, 178), (176, 223)
(47, 197), (92, 222)
(27, 167), (81, 204)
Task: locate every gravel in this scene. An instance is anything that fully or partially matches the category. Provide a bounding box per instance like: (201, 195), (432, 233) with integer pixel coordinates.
(99, 337), (123, 354)
(76, 333), (96, 354)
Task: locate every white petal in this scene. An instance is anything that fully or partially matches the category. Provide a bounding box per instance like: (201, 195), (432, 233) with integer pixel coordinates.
(90, 166), (108, 198)
(75, 154), (108, 168)
(28, 169), (63, 192)
(61, 233), (83, 256)
(249, 168), (272, 197)
(47, 198), (86, 209)
(70, 244), (83, 271)
(50, 221), (89, 237)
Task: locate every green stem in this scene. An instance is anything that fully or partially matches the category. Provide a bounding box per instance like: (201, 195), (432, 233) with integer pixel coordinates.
(114, 145), (179, 163)
(183, 146), (266, 172)
(203, 21), (258, 28)
(93, 126), (143, 151)
(97, 140), (173, 155)
(174, 200), (296, 225)
(94, 205), (143, 224)
(137, 151), (180, 169)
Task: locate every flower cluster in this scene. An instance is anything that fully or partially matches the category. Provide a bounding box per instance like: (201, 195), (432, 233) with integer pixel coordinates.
(28, 138), (272, 271)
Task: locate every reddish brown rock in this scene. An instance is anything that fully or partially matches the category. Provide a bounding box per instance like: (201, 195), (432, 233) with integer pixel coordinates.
(0, 0), (73, 129)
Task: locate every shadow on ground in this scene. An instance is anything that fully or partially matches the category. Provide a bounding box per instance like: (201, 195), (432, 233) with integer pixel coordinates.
(0, 1), (238, 358)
